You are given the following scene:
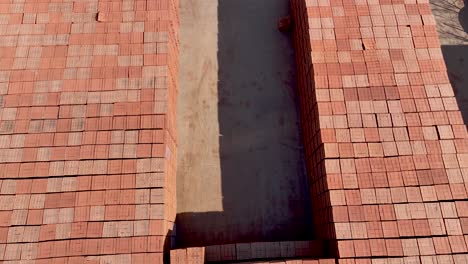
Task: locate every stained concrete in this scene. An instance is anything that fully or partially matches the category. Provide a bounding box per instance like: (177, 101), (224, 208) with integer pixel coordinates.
(176, 0), (313, 247)
(429, 0), (468, 123)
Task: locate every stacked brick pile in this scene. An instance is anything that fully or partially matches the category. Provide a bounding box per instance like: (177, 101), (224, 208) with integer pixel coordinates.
(234, 260), (334, 264)
(0, 0), (178, 262)
(291, 0), (468, 261)
(203, 240), (323, 262)
(170, 242), (332, 263)
(170, 247), (204, 263)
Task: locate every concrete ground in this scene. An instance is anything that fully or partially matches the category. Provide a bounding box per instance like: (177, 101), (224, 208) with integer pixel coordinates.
(176, 0), (313, 247)
(429, 0), (468, 123)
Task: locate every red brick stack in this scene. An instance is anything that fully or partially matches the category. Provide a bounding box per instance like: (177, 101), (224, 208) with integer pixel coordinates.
(170, 242), (333, 263)
(170, 247), (205, 264)
(291, 0), (468, 260)
(203, 240), (324, 262)
(0, 0), (178, 262)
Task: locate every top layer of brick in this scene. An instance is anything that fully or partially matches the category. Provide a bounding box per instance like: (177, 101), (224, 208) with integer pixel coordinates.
(0, 0), (179, 263)
(291, 0), (468, 260)
(0, 0), (467, 262)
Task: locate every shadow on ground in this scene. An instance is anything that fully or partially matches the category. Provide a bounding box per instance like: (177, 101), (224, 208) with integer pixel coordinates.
(176, 0), (313, 247)
(428, 0), (468, 123)
(441, 45), (468, 123)
(460, 0), (468, 32)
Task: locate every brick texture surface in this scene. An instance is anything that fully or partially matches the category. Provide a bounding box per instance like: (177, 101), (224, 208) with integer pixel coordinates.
(170, 242), (331, 263)
(0, 0), (178, 262)
(1, 0), (467, 262)
(291, 0), (468, 261)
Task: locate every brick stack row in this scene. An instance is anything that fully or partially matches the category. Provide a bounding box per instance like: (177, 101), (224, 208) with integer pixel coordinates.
(170, 242), (332, 263)
(204, 240), (324, 262)
(291, 0), (468, 260)
(236, 260), (334, 264)
(0, 0), (178, 262)
(170, 247), (204, 264)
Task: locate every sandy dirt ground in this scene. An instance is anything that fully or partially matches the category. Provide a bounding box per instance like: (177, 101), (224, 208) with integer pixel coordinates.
(176, 0), (313, 247)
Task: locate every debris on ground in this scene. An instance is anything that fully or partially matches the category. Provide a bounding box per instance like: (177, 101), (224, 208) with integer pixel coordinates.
(278, 15), (292, 32)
